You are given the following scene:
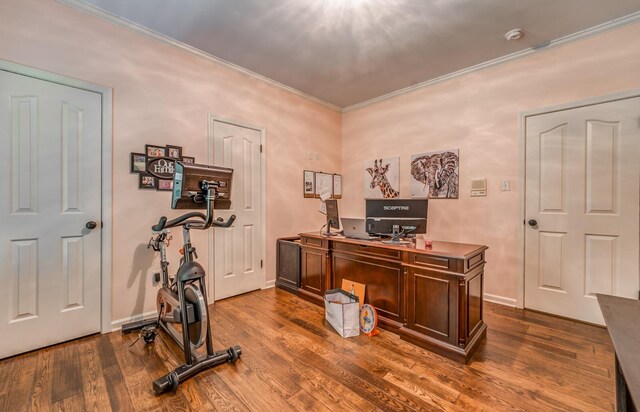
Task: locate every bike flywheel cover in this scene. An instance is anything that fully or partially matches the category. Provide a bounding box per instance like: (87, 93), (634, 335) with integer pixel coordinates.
(184, 283), (208, 349)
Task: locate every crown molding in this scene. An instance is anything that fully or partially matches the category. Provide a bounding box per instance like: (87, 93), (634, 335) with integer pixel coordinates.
(342, 11), (640, 112)
(55, 1), (640, 113)
(55, 0), (342, 112)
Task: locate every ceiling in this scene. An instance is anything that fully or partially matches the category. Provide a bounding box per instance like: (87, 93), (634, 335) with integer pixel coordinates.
(80, 0), (640, 108)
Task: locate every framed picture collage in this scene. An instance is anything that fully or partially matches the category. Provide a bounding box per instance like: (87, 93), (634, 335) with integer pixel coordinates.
(130, 144), (196, 191)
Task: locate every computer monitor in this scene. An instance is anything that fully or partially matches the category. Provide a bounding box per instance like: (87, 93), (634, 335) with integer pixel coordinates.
(324, 199), (340, 236)
(365, 199), (428, 243)
(171, 161), (233, 210)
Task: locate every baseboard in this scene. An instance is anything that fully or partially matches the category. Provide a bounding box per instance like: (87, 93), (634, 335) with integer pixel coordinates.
(484, 293), (517, 308)
(264, 279), (276, 289)
(110, 310), (157, 332)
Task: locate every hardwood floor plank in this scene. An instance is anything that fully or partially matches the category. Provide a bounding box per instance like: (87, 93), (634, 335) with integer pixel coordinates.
(51, 343), (85, 404)
(78, 339), (112, 412)
(3, 352), (38, 412)
(176, 376), (215, 411)
(286, 389), (332, 412)
(102, 364), (135, 411)
(96, 333), (118, 369)
(28, 347), (53, 411)
(52, 392), (85, 412)
(197, 369), (250, 412)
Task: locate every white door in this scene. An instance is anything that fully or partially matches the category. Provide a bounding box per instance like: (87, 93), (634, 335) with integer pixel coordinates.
(524, 97), (640, 324)
(210, 120), (263, 300)
(0, 70), (102, 358)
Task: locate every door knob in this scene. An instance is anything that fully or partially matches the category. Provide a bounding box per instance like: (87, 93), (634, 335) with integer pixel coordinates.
(86, 221), (98, 230)
(528, 219), (537, 227)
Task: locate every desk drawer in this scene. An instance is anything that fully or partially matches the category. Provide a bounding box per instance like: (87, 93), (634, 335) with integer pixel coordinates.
(410, 253), (455, 271)
(333, 241), (401, 261)
(301, 236), (328, 249)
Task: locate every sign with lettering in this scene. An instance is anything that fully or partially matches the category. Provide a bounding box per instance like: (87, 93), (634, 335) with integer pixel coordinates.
(147, 157), (175, 179)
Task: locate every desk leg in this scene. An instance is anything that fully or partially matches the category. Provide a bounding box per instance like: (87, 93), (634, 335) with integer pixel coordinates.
(616, 354), (636, 412)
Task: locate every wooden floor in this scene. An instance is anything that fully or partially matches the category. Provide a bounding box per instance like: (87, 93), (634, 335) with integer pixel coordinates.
(0, 288), (615, 411)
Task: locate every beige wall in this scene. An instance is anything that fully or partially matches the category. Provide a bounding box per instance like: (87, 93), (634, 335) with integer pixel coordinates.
(0, 0), (341, 321)
(342, 22), (640, 302)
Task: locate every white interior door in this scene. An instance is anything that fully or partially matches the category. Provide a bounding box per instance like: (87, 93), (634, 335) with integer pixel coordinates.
(210, 120), (263, 300)
(0, 70), (102, 358)
(524, 97), (640, 324)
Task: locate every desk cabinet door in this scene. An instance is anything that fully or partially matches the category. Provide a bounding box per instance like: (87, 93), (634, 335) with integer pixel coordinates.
(332, 253), (403, 324)
(406, 267), (458, 345)
(300, 247), (326, 297)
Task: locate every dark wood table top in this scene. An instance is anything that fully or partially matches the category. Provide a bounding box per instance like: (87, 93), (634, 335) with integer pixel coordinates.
(597, 294), (640, 408)
(299, 232), (487, 260)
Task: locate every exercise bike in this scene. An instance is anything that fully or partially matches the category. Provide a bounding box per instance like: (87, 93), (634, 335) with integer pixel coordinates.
(122, 162), (240, 395)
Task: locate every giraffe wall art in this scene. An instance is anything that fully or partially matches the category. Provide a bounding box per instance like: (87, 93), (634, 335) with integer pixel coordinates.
(364, 157), (400, 199)
(410, 149), (459, 199)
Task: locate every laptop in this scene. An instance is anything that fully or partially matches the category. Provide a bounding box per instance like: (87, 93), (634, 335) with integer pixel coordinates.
(341, 218), (380, 241)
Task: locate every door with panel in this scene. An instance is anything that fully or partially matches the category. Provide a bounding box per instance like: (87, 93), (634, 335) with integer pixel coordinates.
(210, 120), (263, 300)
(0, 70), (102, 358)
(525, 97), (640, 324)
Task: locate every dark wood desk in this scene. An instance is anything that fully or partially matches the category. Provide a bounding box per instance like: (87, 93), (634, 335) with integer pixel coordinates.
(597, 294), (640, 412)
(298, 233), (488, 363)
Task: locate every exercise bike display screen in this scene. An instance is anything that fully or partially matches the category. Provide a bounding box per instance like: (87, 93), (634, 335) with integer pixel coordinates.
(171, 162), (233, 210)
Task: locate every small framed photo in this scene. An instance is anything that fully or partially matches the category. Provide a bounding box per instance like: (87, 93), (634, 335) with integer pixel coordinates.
(158, 179), (174, 191)
(130, 152), (146, 173)
(303, 170), (315, 198)
(139, 173), (157, 190)
(166, 145), (182, 159)
(181, 156), (195, 164)
(333, 174), (342, 199)
(146, 145), (166, 158)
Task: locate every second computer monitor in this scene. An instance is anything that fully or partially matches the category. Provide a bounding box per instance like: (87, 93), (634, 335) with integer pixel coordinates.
(325, 199), (340, 230)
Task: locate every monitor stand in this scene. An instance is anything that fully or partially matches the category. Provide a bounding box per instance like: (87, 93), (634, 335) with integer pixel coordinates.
(382, 238), (411, 245)
(324, 223), (339, 237)
(381, 225), (411, 245)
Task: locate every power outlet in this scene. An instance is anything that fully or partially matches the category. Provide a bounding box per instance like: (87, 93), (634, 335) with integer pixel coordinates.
(151, 271), (161, 286)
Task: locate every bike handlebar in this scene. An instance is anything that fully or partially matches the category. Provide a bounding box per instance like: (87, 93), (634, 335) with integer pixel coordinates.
(152, 213), (235, 231)
(151, 186), (236, 232)
(151, 217), (167, 232)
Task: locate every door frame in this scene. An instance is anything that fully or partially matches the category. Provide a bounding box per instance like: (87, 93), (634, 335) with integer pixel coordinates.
(516, 89), (640, 309)
(0, 59), (113, 333)
(206, 114), (267, 300)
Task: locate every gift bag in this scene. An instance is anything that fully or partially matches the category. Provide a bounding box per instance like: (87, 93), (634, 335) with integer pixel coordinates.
(324, 289), (360, 338)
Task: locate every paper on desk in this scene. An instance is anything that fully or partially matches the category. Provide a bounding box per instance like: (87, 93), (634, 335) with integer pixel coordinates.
(318, 184), (332, 214)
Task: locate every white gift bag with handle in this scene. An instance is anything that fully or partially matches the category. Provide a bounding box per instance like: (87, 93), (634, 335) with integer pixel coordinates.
(324, 289), (360, 338)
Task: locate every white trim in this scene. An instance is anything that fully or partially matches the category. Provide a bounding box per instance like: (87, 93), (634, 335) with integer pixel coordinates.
(207, 115), (267, 300)
(100, 90), (113, 334)
(343, 12), (640, 112)
(0, 59), (114, 333)
(484, 293), (517, 308)
(110, 310), (157, 332)
(516, 110), (527, 309)
(264, 279), (276, 289)
(517, 89), (640, 311)
(55, 0), (340, 112)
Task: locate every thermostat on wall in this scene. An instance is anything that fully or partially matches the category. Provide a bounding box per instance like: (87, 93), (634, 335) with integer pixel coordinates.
(471, 179), (487, 197)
